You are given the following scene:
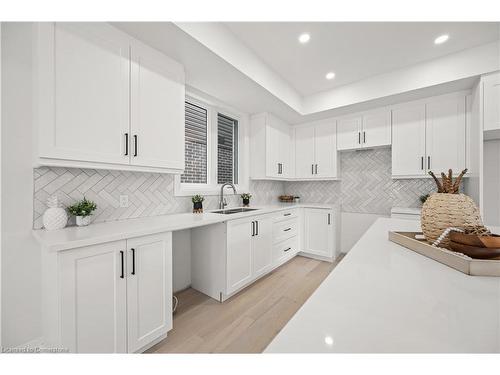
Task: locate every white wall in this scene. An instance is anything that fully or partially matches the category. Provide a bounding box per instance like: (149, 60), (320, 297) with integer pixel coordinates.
(483, 139), (500, 226)
(1, 23), (41, 347)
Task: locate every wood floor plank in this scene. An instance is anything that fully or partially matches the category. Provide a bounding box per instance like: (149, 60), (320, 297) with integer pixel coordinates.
(147, 255), (343, 353)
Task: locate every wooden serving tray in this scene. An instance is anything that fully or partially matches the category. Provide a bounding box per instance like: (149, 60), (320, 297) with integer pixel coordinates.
(389, 231), (500, 277)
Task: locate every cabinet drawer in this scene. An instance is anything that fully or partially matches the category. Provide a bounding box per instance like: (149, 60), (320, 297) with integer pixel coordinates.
(273, 236), (299, 267)
(273, 218), (298, 244)
(273, 209), (298, 223)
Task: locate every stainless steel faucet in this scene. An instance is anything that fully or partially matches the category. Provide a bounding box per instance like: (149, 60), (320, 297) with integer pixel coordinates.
(219, 182), (237, 209)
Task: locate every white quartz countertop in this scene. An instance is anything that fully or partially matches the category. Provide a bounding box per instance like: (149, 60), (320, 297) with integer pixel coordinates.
(33, 203), (336, 252)
(266, 218), (500, 353)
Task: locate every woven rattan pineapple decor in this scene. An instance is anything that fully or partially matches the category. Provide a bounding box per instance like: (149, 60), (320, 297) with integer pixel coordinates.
(421, 168), (483, 248)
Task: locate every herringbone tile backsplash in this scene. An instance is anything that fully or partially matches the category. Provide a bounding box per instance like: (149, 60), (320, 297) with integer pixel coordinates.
(285, 148), (436, 215)
(33, 168), (284, 229)
(33, 148), (434, 228)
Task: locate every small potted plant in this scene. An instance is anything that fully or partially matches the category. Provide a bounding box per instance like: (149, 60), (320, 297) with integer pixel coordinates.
(241, 193), (252, 207)
(67, 197), (97, 227)
(192, 195), (204, 213)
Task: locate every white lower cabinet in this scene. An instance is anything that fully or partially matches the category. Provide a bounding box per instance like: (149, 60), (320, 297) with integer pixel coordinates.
(302, 208), (337, 260)
(45, 232), (172, 353)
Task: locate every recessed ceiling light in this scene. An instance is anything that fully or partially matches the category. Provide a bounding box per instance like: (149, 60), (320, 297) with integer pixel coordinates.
(434, 34), (449, 45)
(325, 72), (336, 80)
(298, 33), (310, 44)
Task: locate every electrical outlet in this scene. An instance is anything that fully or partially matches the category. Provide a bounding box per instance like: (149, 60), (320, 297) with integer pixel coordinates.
(119, 195), (129, 208)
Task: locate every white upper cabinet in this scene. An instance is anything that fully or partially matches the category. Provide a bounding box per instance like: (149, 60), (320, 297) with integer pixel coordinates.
(483, 72), (500, 131)
(35, 22), (185, 173)
(391, 94), (466, 178)
(250, 112), (292, 179)
(337, 116), (362, 150)
(426, 96), (466, 174)
(36, 23), (131, 166)
(337, 110), (391, 151)
(391, 104), (426, 177)
(294, 121), (337, 179)
(130, 41), (185, 170)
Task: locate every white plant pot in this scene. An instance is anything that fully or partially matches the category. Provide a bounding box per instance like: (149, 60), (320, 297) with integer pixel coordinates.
(76, 216), (92, 227)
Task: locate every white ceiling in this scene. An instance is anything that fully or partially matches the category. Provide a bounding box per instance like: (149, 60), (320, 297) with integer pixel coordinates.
(224, 22), (500, 96)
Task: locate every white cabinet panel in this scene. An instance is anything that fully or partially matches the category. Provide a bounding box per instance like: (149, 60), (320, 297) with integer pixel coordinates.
(483, 73), (500, 131)
(295, 126), (315, 178)
(226, 219), (253, 294)
(303, 209), (334, 258)
(391, 105), (426, 177)
(38, 23), (130, 165)
(362, 111), (391, 148)
(59, 241), (127, 353)
(130, 44), (185, 170)
(126, 233), (172, 353)
(426, 97), (466, 174)
(337, 116), (362, 151)
(251, 217), (273, 278)
(315, 121), (337, 178)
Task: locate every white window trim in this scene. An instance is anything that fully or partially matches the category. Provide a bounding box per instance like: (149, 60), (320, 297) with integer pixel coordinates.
(175, 90), (250, 197)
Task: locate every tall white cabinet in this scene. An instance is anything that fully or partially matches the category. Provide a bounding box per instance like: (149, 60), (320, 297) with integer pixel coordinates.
(34, 22), (185, 173)
(42, 232), (173, 353)
(392, 94), (466, 178)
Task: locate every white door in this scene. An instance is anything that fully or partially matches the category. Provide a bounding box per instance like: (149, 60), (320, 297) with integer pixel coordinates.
(303, 209), (334, 258)
(337, 116), (362, 151)
(59, 241), (127, 353)
(126, 233), (172, 353)
(295, 126), (315, 178)
(483, 74), (500, 131)
(426, 97), (466, 174)
(362, 110), (391, 148)
(251, 217), (273, 278)
(265, 117), (281, 177)
(314, 121), (337, 178)
(38, 23), (130, 165)
(391, 105), (426, 177)
(226, 219), (253, 294)
(130, 41), (185, 171)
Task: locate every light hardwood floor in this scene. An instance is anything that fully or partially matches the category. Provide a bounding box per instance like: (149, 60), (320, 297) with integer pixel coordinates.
(147, 254), (344, 353)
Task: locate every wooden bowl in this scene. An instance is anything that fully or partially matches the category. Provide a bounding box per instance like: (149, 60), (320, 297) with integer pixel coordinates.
(448, 241), (500, 259)
(449, 232), (500, 248)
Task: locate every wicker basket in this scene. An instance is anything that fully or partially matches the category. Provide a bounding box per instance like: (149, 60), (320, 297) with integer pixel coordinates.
(421, 193), (482, 248)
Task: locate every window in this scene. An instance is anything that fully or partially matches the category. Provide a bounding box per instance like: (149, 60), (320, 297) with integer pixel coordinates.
(181, 102), (208, 184)
(177, 95), (245, 195)
(217, 114), (238, 184)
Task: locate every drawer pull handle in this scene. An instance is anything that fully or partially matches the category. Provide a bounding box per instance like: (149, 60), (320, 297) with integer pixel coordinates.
(284, 247), (291, 252)
(284, 213), (291, 216)
(284, 228), (291, 232)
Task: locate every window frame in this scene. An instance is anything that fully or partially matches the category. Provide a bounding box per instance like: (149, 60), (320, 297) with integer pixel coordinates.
(174, 91), (249, 197)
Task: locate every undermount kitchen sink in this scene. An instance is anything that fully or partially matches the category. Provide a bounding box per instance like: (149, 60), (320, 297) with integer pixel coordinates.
(212, 208), (260, 215)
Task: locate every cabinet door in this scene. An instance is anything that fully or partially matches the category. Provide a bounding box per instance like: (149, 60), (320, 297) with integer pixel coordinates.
(279, 124), (292, 177)
(337, 116), (362, 150)
(483, 74), (500, 131)
(265, 119), (281, 177)
(294, 126), (315, 178)
(391, 105), (426, 177)
(303, 209), (334, 258)
(252, 217), (273, 278)
(38, 23), (130, 165)
(226, 219), (253, 294)
(315, 121), (337, 178)
(59, 241), (127, 353)
(126, 233), (172, 353)
(130, 42), (185, 171)
(362, 110), (391, 148)
(426, 97), (466, 174)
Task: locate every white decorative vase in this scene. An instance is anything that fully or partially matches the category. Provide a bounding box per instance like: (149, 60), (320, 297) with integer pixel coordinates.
(42, 195), (68, 230)
(76, 215), (92, 227)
